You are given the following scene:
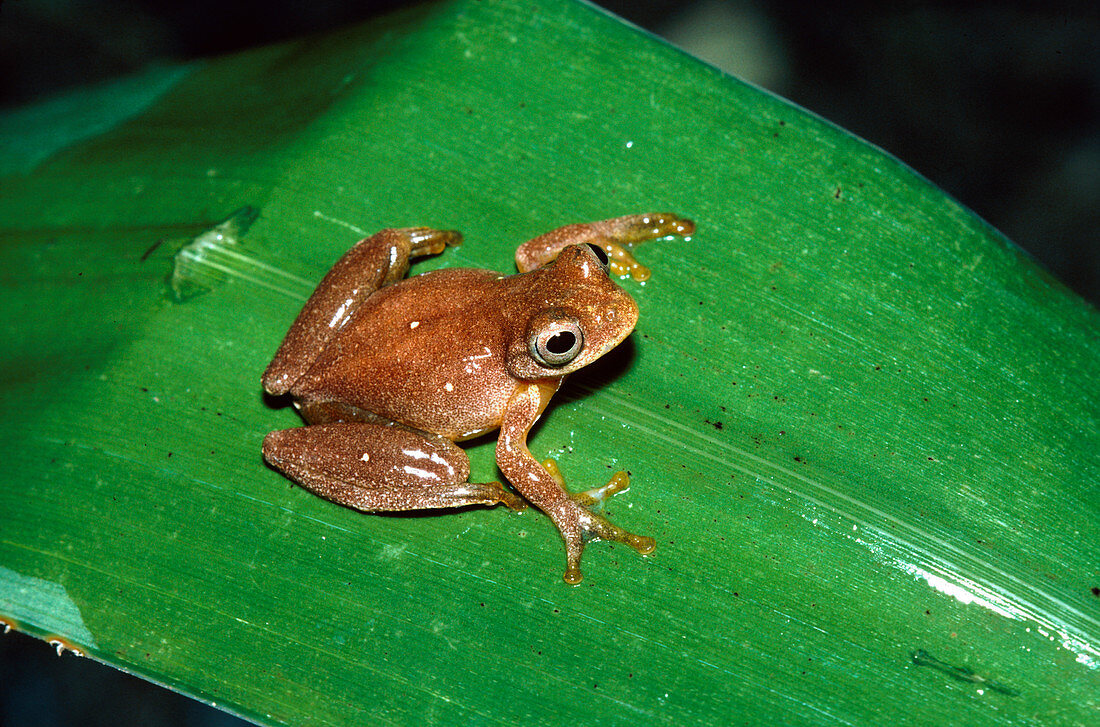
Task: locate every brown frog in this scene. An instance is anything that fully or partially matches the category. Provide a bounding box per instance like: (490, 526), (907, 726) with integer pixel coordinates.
(262, 213), (694, 583)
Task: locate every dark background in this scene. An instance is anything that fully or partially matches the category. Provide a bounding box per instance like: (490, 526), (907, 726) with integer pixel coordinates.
(1, 1), (1097, 725)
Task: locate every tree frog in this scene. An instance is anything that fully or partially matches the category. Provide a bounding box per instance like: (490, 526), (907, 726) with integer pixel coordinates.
(262, 213), (695, 584)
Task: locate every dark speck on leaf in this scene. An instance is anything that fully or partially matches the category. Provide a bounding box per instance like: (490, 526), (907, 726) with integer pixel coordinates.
(140, 239), (163, 262)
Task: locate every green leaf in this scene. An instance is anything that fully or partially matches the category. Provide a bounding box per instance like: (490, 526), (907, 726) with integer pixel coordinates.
(2, 1), (1097, 724)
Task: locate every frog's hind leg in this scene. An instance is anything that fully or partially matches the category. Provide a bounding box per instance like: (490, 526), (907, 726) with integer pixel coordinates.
(262, 227), (461, 396)
(262, 422), (524, 512)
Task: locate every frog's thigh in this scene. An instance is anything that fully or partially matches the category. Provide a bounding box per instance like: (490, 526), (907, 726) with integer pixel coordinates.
(262, 227), (461, 396)
(263, 422), (517, 511)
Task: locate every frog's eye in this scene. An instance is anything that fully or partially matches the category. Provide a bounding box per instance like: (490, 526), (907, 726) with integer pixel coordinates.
(582, 243), (611, 274)
(530, 317), (585, 367)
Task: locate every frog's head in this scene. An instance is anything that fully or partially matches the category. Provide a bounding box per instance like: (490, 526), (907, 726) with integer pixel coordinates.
(505, 243), (638, 381)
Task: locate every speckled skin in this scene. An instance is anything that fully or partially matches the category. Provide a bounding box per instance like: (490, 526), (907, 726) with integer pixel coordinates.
(261, 214), (694, 583)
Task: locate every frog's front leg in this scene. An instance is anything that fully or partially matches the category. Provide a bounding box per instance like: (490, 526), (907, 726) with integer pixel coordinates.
(263, 227), (461, 396)
(515, 213), (695, 280)
(496, 384), (655, 584)
(262, 422), (524, 512)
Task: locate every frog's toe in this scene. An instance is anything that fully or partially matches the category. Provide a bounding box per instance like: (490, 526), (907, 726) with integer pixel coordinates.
(571, 470), (631, 507)
(620, 213), (696, 240)
(605, 242), (652, 282)
(623, 532), (656, 555)
(405, 227), (463, 257)
(498, 486), (528, 512)
(656, 213), (695, 236)
(563, 564), (584, 585)
(576, 507), (655, 555)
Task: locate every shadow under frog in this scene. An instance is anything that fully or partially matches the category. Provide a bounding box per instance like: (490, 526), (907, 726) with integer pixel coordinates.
(261, 214), (694, 584)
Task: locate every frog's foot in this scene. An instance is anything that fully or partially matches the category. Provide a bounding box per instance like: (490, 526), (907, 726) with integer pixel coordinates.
(405, 227), (463, 258)
(540, 459), (656, 584)
(515, 212), (695, 278)
(602, 214), (696, 281)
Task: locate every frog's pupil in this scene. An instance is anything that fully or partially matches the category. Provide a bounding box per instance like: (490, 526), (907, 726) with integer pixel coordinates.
(547, 331), (576, 354)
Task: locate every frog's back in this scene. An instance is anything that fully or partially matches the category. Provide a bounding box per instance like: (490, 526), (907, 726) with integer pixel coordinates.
(290, 268), (521, 439)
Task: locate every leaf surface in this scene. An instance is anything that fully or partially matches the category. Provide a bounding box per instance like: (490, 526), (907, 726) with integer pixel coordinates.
(1, 1), (1097, 724)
